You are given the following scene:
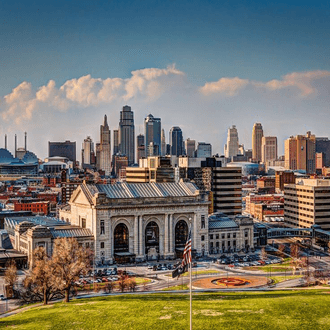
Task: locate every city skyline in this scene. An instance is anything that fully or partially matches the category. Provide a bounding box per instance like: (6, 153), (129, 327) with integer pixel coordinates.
(0, 1), (330, 159)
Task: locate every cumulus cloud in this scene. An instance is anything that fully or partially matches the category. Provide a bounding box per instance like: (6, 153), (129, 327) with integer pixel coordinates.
(200, 77), (249, 96)
(0, 67), (329, 159)
(0, 65), (185, 123)
(200, 70), (330, 98)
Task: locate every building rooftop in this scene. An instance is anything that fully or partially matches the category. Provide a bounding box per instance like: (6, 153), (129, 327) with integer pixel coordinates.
(208, 212), (239, 229)
(85, 182), (199, 200)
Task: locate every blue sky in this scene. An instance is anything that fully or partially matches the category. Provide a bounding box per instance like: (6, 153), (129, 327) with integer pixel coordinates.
(0, 0), (330, 158)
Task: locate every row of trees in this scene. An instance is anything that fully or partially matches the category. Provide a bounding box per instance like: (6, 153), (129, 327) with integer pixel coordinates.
(6, 237), (92, 305)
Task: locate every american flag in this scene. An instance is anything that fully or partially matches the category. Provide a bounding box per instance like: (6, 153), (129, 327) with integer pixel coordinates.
(172, 229), (192, 278)
(181, 229), (192, 268)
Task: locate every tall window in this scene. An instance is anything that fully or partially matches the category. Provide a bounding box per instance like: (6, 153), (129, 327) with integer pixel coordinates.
(81, 218), (86, 228)
(201, 215), (205, 229)
(100, 220), (105, 235)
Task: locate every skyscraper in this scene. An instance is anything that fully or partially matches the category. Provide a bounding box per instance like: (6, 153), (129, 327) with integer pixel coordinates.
(137, 134), (145, 162)
(119, 105), (135, 165)
(224, 125), (239, 158)
(185, 138), (196, 157)
(252, 123), (263, 162)
(261, 136), (277, 163)
(49, 140), (76, 163)
(82, 136), (94, 167)
(144, 114), (161, 156)
(113, 130), (119, 155)
(196, 142), (212, 158)
(99, 115), (111, 175)
(161, 129), (166, 156)
(284, 131), (316, 174)
(169, 127), (183, 157)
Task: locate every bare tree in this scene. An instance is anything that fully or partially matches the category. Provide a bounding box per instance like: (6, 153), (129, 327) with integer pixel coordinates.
(128, 278), (137, 292)
(277, 244), (285, 258)
(24, 247), (60, 305)
(290, 243), (300, 275)
(4, 260), (18, 298)
(118, 275), (128, 293)
(104, 281), (115, 294)
(261, 247), (267, 261)
(52, 238), (91, 302)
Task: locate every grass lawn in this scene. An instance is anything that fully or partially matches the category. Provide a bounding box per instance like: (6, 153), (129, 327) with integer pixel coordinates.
(162, 284), (189, 291)
(270, 275), (302, 284)
(2, 290), (330, 329)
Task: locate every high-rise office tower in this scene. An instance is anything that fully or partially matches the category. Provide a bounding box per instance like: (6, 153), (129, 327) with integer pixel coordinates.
(113, 130), (119, 155)
(161, 129), (166, 156)
(224, 125), (239, 158)
(196, 142), (212, 158)
(169, 126), (183, 157)
(82, 136), (94, 167)
(284, 131), (316, 174)
(261, 136), (277, 163)
(99, 115), (111, 175)
(252, 123), (263, 162)
(185, 138), (196, 157)
(49, 140), (76, 163)
(144, 114), (161, 157)
(137, 134), (145, 161)
(316, 137), (330, 167)
(119, 105), (135, 165)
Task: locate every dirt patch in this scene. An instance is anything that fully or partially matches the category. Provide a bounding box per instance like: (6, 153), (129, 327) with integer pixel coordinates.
(193, 276), (268, 289)
(200, 309), (224, 316)
(174, 311), (186, 315)
(159, 315), (172, 320)
(39, 305), (54, 309)
(227, 309), (264, 314)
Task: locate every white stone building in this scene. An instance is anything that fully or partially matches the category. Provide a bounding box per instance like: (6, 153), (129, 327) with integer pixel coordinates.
(59, 182), (209, 264)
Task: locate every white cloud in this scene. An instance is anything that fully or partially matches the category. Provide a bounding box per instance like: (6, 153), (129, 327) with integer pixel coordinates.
(200, 77), (249, 96)
(0, 67), (329, 159)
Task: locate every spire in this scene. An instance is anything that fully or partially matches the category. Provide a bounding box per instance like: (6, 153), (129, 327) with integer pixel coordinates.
(25, 131), (27, 151)
(104, 114), (108, 127)
(5, 134), (7, 150)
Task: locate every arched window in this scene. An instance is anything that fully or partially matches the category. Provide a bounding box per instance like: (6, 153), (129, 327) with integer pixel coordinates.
(114, 223), (129, 253)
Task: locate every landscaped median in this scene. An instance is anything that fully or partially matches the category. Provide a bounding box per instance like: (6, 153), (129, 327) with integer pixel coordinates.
(1, 290), (330, 329)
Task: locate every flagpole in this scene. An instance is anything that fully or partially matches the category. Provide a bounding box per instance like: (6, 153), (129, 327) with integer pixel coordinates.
(189, 256), (192, 330)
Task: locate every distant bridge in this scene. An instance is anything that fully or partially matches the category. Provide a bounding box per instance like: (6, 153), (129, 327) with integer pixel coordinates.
(267, 226), (330, 243)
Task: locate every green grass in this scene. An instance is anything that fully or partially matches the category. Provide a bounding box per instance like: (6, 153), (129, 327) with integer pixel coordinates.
(270, 275), (302, 284)
(2, 290), (330, 329)
(135, 277), (152, 285)
(162, 284), (189, 291)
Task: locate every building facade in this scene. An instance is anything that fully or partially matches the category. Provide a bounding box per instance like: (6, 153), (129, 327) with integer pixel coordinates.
(284, 131), (316, 174)
(119, 105), (135, 165)
(185, 138), (196, 158)
(59, 182), (209, 264)
(224, 125), (239, 158)
(169, 127), (183, 157)
(261, 136), (277, 163)
(144, 114), (161, 156)
(196, 142), (212, 158)
(252, 123), (263, 162)
(48, 141), (76, 163)
(208, 213), (254, 254)
(284, 179), (330, 230)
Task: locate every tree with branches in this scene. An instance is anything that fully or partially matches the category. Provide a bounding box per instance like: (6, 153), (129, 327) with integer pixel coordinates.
(290, 243), (300, 275)
(22, 247), (61, 305)
(52, 238), (91, 303)
(4, 260), (18, 298)
(118, 275), (128, 293)
(128, 278), (137, 292)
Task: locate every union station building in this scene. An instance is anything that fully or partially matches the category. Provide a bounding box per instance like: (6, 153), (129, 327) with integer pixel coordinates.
(59, 182), (210, 264)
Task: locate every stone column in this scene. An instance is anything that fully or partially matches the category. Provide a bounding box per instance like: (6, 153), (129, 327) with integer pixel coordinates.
(134, 216), (139, 256)
(164, 214), (168, 256)
(139, 216), (143, 258)
(169, 214), (173, 254)
(193, 213), (198, 251)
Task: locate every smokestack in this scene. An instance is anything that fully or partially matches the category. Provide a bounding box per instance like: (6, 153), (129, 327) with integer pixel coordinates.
(5, 134), (7, 150)
(15, 134), (17, 158)
(24, 132), (27, 151)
